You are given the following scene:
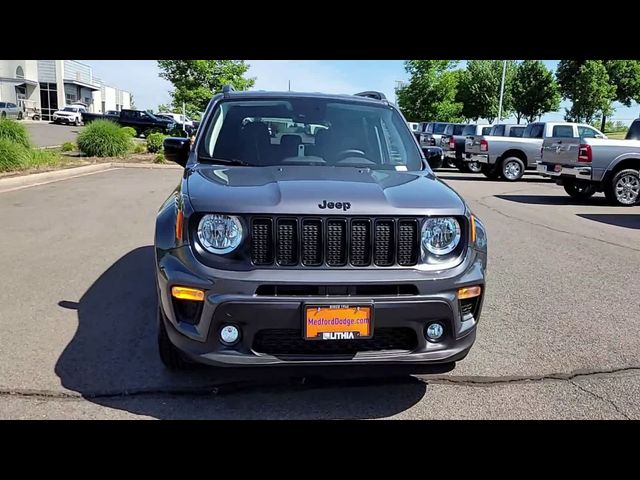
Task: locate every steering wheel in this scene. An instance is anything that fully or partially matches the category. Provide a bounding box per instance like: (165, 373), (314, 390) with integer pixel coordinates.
(335, 149), (366, 162)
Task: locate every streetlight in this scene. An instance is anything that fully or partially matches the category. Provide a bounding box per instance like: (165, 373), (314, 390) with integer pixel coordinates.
(497, 60), (507, 124)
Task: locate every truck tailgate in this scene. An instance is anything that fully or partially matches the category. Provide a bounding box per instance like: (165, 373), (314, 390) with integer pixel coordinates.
(465, 135), (485, 154)
(541, 137), (582, 167)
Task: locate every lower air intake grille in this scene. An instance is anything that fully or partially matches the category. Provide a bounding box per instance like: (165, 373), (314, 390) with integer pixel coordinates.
(253, 328), (418, 356)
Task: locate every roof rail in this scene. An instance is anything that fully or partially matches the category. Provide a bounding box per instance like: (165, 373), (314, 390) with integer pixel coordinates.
(222, 84), (235, 97)
(354, 91), (387, 101)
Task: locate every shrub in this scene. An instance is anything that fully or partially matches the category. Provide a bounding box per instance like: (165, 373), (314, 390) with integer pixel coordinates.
(121, 126), (137, 137)
(24, 149), (63, 169)
(0, 118), (30, 148)
(146, 132), (166, 153)
(77, 119), (133, 157)
(154, 153), (166, 164)
(61, 142), (75, 152)
(132, 142), (146, 154)
(0, 138), (30, 172)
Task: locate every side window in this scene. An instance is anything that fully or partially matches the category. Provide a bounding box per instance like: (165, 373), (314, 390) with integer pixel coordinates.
(525, 124), (544, 138)
(482, 127), (492, 135)
(552, 125), (575, 138)
(509, 127), (524, 137)
(444, 124), (453, 135)
(0, 102), (5, 108)
(626, 120), (640, 140)
(493, 125), (505, 136)
(578, 126), (598, 138)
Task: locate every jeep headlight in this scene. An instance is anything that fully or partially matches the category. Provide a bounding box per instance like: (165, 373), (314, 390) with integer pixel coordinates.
(197, 214), (243, 254)
(421, 217), (461, 257)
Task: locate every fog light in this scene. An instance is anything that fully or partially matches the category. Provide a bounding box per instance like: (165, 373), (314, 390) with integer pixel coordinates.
(220, 324), (240, 345)
(425, 323), (444, 342)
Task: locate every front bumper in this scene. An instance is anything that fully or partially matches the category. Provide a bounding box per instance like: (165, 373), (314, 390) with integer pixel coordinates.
(537, 162), (592, 181)
(156, 245), (486, 367)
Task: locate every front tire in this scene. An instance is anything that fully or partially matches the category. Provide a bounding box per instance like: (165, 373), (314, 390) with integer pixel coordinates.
(501, 157), (525, 181)
(605, 169), (640, 206)
(158, 308), (191, 370)
(563, 180), (596, 200)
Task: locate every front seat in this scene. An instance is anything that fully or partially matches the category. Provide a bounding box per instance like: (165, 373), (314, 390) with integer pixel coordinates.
(279, 134), (302, 159)
(240, 122), (272, 165)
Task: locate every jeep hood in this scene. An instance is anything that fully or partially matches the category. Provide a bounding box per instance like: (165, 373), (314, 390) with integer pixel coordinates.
(185, 165), (466, 216)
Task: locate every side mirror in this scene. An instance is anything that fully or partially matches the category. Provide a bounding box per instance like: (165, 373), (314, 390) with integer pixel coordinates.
(164, 137), (191, 168)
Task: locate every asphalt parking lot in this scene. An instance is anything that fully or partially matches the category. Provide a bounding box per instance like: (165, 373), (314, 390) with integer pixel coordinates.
(24, 122), (82, 147)
(0, 167), (638, 419)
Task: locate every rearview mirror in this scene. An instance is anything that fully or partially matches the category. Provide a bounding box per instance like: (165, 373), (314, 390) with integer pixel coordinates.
(163, 137), (191, 167)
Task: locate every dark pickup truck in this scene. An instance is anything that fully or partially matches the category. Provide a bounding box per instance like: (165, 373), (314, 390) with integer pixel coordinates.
(82, 109), (175, 135)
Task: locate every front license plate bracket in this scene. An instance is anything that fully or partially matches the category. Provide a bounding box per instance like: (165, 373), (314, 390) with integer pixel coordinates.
(303, 304), (374, 341)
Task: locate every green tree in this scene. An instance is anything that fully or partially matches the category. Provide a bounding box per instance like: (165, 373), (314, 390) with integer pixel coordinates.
(601, 60), (640, 131)
(396, 60), (463, 122)
(157, 60), (256, 119)
(556, 60), (615, 124)
(511, 60), (560, 124)
(456, 60), (516, 123)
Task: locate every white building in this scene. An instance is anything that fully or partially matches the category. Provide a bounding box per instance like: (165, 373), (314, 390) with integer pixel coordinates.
(0, 60), (132, 121)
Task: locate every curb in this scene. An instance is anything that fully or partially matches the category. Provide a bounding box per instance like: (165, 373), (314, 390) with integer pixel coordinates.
(0, 162), (181, 194)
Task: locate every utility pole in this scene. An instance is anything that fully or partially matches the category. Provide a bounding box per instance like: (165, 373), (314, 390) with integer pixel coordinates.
(497, 60), (507, 124)
(288, 80), (291, 92)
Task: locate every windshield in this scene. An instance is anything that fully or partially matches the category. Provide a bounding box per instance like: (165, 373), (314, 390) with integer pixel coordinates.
(200, 98), (423, 171)
(433, 123), (448, 134)
(63, 107), (78, 112)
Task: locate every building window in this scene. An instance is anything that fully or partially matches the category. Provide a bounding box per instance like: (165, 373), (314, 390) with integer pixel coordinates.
(15, 66), (24, 79)
(39, 82), (58, 121)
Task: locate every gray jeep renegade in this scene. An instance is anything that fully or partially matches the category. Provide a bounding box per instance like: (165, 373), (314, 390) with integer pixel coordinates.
(155, 86), (487, 371)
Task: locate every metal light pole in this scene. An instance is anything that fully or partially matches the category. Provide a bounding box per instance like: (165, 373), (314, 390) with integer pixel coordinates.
(497, 60), (507, 124)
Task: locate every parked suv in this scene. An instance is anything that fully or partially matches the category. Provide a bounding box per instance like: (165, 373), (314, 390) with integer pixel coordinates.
(155, 87), (488, 371)
(52, 105), (86, 126)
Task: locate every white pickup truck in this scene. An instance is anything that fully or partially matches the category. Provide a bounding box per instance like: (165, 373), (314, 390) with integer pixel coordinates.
(538, 119), (640, 206)
(465, 122), (606, 181)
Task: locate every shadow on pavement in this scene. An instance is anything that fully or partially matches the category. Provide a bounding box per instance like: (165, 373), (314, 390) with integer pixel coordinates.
(55, 246), (444, 419)
(576, 213), (640, 230)
(495, 194), (610, 206)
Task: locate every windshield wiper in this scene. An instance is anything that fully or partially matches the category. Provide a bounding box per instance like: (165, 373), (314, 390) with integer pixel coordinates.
(199, 155), (251, 167)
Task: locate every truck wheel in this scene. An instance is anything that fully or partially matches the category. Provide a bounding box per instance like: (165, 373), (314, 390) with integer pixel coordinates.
(563, 180), (596, 200)
(501, 157), (525, 181)
(467, 161), (483, 174)
(158, 307), (191, 370)
(605, 169), (640, 206)
(481, 164), (500, 179)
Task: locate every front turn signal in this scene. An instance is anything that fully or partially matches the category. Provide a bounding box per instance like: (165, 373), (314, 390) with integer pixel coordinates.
(470, 215), (477, 243)
(171, 286), (205, 302)
(458, 286), (482, 299)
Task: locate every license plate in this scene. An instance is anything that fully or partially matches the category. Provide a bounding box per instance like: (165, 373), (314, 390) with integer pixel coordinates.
(554, 164), (562, 173)
(304, 304), (373, 340)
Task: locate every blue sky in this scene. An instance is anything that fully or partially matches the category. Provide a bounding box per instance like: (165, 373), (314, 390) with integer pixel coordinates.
(83, 60), (640, 125)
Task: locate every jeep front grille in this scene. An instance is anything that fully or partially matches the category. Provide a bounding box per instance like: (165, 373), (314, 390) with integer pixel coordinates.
(250, 217), (420, 268)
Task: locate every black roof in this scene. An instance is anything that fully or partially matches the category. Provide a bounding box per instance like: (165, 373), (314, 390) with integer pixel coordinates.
(219, 89), (389, 105)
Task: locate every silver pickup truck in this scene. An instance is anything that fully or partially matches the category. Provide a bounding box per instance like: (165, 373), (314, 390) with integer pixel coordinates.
(465, 122), (605, 181)
(538, 121), (640, 206)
